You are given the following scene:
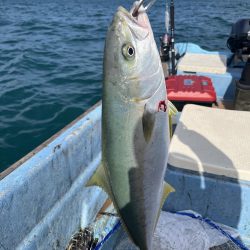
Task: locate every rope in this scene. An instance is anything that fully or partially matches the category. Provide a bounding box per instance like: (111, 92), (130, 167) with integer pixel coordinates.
(94, 221), (121, 250)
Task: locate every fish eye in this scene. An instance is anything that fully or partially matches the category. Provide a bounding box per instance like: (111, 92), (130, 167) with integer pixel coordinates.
(128, 46), (134, 56)
(122, 43), (135, 60)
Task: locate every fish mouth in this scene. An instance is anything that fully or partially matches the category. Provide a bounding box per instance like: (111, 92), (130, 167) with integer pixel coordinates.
(117, 6), (147, 27)
(112, 6), (149, 40)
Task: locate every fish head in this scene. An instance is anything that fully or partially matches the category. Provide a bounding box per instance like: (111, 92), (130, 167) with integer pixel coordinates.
(104, 4), (163, 103)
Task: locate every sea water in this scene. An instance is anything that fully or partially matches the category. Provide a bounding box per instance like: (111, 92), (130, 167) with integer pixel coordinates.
(0, 0), (249, 171)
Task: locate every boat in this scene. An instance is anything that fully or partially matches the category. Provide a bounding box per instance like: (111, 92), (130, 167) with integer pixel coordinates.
(1, 1), (250, 250)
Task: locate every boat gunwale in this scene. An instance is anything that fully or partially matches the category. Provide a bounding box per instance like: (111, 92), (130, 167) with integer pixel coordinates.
(0, 101), (102, 181)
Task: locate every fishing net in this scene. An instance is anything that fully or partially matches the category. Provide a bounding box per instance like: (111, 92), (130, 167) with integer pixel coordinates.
(67, 227), (98, 250)
(98, 210), (247, 250)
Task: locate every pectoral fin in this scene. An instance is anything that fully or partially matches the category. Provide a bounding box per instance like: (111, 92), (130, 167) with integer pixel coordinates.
(86, 162), (111, 195)
(142, 104), (156, 142)
(168, 101), (178, 137)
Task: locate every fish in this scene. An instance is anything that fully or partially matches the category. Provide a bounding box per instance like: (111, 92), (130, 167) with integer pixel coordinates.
(87, 2), (174, 250)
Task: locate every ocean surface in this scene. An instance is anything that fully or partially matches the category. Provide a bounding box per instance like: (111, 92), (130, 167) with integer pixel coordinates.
(0, 0), (249, 172)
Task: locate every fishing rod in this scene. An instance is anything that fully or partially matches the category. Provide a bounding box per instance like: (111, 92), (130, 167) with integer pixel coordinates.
(170, 0), (176, 75)
(160, 0), (176, 76)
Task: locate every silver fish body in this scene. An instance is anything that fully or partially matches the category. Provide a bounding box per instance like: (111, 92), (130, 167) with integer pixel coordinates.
(102, 5), (169, 250)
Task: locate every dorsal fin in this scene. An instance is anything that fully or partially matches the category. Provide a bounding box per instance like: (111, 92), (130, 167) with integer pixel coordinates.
(86, 162), (111, 196)
(86, 163), (135, 244)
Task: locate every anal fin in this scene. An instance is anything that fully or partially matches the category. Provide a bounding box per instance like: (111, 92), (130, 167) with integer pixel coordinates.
(160, 181), (175, 209)
(155, 181), (175, 229)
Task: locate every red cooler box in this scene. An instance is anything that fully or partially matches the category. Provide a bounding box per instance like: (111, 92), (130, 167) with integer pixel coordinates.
(166, 75), (216, 110)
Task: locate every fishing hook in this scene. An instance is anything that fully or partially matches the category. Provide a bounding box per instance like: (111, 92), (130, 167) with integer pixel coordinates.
(132, 0), (157, 17)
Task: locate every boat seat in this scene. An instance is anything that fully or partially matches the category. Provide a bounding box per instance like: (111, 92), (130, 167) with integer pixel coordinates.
(168, 104), (250, 181)
(178, 53), (227, 74)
